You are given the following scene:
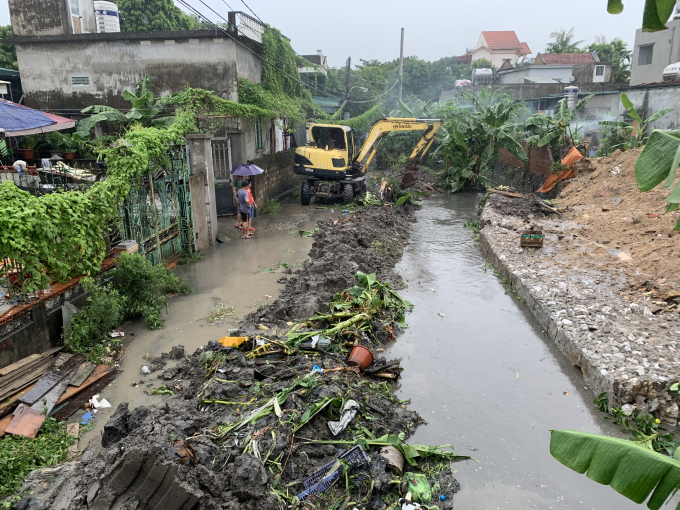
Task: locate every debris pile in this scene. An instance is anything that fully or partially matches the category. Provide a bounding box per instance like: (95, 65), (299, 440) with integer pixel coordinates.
(248, 206), (412, 325)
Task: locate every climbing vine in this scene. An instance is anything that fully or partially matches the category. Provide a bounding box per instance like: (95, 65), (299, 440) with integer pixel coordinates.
(0, 111), (195, 297)
(159, 87), (278, 120)
(325, 103), (385, 133)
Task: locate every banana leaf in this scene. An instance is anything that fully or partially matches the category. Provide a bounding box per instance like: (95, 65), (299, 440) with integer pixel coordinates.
(550, 429), (680, 509)
(634, 130), (680, 192)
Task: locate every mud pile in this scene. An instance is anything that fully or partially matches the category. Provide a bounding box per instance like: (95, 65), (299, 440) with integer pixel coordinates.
(248, 206), (413, 326)
(369, 166), (442, 203)
(14, 342), (460, 510)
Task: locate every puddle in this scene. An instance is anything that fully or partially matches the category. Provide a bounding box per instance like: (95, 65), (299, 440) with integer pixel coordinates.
(385, 193), (643, 509)
(77, 200), (337, 451)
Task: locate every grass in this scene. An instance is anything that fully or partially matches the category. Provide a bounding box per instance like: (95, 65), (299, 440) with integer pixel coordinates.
(259, 199), (281, 215)
(205, 303), (237, 324)
(0, 418), (75, 507)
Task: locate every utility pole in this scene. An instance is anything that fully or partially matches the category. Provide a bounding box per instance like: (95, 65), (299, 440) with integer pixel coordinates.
(345, 57), (351, 99)
(398, 28), (404, 102)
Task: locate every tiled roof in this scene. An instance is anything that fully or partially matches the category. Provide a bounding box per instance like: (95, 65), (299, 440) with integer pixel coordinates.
(456, 53), (473, 63)
(481, 31), (521, 50)
(518, 42), (531, 55)
(538, 53), (595, 65)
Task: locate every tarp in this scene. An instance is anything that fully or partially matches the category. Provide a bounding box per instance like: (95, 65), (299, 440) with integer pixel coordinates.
(536, 146), (583, 193)
(0, 99), (76, 136)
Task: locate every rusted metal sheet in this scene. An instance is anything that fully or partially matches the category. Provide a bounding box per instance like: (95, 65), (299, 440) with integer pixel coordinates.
(18, 354), (84, 405)
(0, 347), (62, 377)
(5, 406), (44, 438)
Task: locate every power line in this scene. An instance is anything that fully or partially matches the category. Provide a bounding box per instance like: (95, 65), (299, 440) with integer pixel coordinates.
(177, 0), (396, 104)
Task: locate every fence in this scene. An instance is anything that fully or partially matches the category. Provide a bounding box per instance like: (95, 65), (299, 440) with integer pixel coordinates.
(118, 145), (195, 265)
(211, 137), (236, 216)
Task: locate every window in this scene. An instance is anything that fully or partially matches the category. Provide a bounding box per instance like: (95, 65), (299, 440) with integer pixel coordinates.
(595, 65), (605, 76)
(71, 76), (90, 86)
(638, 44), (654, 66)
(254, 120), (263, 150)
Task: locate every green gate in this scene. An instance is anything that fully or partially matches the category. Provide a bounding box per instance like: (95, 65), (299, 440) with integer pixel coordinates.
(118, 145), (194, 265)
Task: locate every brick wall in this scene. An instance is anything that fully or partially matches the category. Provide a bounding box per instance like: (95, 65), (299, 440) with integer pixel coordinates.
(497, 142), (553, 179)
(249, 150), (302, 206)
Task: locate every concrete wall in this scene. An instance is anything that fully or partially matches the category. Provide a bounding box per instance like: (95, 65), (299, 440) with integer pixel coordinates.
(441, 81), (624, 102)
(499, 65), (573, 85)
(573, 62), (611, 83)
(8, 0), (70, 37)
(630, 19), (680, 85)
(249, 150), (301, 206)
(620, 84), (680, 130)
(10, 31), (262, 111)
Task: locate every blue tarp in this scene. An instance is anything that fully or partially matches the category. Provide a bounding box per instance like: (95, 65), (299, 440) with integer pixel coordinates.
(1, 100), (56, 132)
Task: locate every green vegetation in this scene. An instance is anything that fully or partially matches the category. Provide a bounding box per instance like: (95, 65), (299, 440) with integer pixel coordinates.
(259, 199), (281, 215)
(64, 254), (192, 361)
(0, 418), (75, 508)
(0, 25), (17, 70)
(161, 86), (278, 121)
(600, 93), (672, 149)
(595, 124), (632, 157)
(545, 27), (585, 54)
(116, 0), (192, 32)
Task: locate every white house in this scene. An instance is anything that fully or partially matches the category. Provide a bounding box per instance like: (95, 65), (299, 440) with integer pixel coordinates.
(468, 31), (531, 68)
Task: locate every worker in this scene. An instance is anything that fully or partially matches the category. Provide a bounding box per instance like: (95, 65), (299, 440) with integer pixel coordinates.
(236, 180), (252, 239)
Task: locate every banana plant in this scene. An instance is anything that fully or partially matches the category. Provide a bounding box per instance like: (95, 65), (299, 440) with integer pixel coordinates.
(600, 93), (673, 148)
(523, 94), (594, 150)
(609, 0), (678, 32)
(77, 75), (175, 135)
(551, 429), (680, 508)
(634, 129), (680, 228)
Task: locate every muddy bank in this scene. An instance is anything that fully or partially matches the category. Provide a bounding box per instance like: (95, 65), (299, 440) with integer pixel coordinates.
(247, 206), (413, 326)
(479, 193), (680, 423)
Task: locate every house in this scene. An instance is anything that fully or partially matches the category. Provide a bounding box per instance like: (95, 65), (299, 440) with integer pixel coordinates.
(297, 50), (328, 76)
(629, 14), (680, 85)
(468, 31), (531, 68)
(499, 52), (611, 85)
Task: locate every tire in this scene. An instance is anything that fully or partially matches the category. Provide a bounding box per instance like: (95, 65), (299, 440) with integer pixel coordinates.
(301, 182), (311, 205)
(342, 184), (354, 204)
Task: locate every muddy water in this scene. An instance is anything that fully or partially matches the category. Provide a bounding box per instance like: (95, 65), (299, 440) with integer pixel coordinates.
(385, 193), (640, 510)
(78, 202), (337, 450)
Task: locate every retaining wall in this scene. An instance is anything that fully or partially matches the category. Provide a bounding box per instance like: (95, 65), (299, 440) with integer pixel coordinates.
(249, 150), (302, 206)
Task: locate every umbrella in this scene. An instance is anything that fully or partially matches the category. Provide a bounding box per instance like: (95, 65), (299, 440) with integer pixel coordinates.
(231, 163), (264, 176)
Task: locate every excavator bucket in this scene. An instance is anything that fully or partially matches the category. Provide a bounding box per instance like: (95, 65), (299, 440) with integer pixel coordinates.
(400, 164), (419, 190)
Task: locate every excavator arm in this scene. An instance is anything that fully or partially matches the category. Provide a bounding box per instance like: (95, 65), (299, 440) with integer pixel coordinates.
(351, 118), (443, 175)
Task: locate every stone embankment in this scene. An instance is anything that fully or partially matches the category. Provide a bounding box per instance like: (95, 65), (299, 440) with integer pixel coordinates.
(479, 193), (680, 424)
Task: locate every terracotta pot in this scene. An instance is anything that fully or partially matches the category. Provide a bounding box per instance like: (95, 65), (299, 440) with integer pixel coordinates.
(18, 148), (34, 159)
(64, 152), (76, 160)
(347, 345), (374, 371)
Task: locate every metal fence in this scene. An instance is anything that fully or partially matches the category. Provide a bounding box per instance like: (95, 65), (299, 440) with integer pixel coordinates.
(212, 137), (236, 216)
(118, 145), (195, 265)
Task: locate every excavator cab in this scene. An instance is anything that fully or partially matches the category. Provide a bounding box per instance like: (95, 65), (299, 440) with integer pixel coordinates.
(294, 118), (441, 205)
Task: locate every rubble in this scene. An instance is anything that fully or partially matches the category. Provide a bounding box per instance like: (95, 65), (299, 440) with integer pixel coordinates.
(479, 190), (680, 424)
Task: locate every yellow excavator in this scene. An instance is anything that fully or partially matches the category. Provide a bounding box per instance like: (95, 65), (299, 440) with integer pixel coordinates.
(294, 118), (442, 205)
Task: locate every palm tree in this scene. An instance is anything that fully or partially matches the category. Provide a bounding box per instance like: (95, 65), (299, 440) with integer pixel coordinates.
(545, 27), (585, 53)
(587, 37), (632, 82)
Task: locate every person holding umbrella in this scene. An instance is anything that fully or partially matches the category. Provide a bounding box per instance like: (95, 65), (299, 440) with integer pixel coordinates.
(231, 162), (264, 235)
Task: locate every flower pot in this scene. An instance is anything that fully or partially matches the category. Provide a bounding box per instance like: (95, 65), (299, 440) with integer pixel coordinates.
(347, 345), (374, 371)
(64, 152), (76, 160)
(18, 148), (34, 159)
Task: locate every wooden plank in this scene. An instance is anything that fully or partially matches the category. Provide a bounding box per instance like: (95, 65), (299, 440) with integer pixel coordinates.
(52, 370), (120, 421)
(0, 347), (63, 377)
(0, 356), (56, 391)
(5, 406), (44, 438)
(486, 189), (524, 198)
(0, 359), (55, 402)
(0, 383), (36, 419)
(0, 414), (12, 437)
(55, 365), (114, 406)
(68, 363), (96, 387)
(18, 354), (84, 406)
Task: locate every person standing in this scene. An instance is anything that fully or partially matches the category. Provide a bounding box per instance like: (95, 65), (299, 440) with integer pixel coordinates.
(232, 174), (243, 230)
(236, 180), (252, 239)
(247, 183), (257, 233)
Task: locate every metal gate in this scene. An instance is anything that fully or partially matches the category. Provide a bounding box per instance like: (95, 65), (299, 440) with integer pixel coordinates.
(118, 145), (194, 265)
(212, 137), (236, 216)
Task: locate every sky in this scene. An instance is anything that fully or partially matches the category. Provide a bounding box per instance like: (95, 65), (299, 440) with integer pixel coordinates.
(0, 0), (647, 68)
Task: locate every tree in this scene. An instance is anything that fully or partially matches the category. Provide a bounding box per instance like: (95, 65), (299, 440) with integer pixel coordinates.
(588, 37), (631, 82)
(545, 27), (585, 53)
(116, 0), (192, 32)
(0, 25), (17, 70)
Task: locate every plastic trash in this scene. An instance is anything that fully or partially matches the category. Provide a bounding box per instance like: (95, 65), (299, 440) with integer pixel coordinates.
(311, 365), (324, 375)
(296, 446), (369, 501)
(80, 412), (93, 425)
(140, 365), (151, 375)
(110, 331), (125, 338)
(89, 395), (112, 409)
(404, 472), (432, 504)
(328, 399), (359, 436)
(299, 336), (331, 350)
(398, 499), (422, 510)
(218, 336), (248, 348)
(440, 494), (446, 501)
(380, 445), (405, 473)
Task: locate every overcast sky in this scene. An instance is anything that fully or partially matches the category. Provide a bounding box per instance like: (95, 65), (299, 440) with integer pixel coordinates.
(0, 0), (646, 67)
